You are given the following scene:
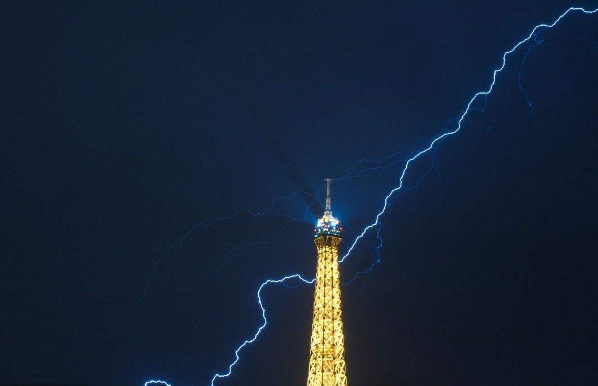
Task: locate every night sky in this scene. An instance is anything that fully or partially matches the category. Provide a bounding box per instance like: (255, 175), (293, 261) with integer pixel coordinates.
(2, 1), (598, 385)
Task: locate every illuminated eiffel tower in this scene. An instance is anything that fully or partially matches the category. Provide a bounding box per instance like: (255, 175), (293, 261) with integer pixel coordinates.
(307, 179), (348, 386)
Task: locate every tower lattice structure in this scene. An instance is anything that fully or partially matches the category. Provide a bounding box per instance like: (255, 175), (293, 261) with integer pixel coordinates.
(307, 179), (348, 386)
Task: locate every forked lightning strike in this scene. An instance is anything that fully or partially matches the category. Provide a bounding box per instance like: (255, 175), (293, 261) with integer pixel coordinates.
(145, 6), (598, 386)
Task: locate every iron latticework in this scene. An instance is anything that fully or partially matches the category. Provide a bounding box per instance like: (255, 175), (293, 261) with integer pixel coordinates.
(307, 179), (348, 386)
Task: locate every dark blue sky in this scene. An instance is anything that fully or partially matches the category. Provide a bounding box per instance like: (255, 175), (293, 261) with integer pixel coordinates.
(2, 1), (598, 385)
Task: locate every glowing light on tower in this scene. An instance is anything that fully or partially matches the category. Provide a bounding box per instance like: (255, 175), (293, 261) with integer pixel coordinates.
(307, 179), (348, 386)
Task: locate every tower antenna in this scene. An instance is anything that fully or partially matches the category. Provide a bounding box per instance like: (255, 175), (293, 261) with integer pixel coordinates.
(325, 178), (332, 213)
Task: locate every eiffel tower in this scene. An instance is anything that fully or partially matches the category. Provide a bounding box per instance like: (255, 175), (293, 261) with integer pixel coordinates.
(307, 179), (348, 386)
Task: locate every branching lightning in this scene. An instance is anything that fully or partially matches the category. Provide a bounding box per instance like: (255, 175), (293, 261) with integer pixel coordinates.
(519, 31), (598, 115)
(340, 6), (598, 263)
(208, 274), (315, 385)
(90, 189), (315, 306)
(335, 151), (411, 183)
(343, 223), (383, 304)
(144, 6), (598, 386)
(518, 33), (544, 116)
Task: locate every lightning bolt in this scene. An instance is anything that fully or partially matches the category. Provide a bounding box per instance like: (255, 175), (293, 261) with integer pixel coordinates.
(86, 188), (315, 306)
(339, 6), (598, 263)
(343, 223), (383, 305)
(145, 381), (172, 386)
(518, 33), (544, 116)
(335, 150), (410, 182)
(208, 274), (315, 385)
(519, 29), (598, 117)
(145, 6), (598, 386)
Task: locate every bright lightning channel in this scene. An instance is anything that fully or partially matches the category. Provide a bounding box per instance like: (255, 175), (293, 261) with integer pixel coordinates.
(145, 381), (172, 386)
(146, 6), (598, 386)
(340, 6), (598, 262)
(209, 275), (315, 385)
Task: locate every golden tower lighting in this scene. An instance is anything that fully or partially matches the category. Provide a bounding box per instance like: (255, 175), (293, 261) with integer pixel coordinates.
(307, 178), (348, 386)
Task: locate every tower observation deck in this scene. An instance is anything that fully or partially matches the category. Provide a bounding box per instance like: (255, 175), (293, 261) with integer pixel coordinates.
(307, 179), (348, 386)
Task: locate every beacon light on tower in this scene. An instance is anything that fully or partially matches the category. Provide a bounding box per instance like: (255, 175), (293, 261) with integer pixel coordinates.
(314, 178), (343, 237)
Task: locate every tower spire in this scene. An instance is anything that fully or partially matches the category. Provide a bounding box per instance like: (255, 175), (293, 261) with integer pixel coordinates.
(315, 178), (341, 237)
(325, 178), (332, 213)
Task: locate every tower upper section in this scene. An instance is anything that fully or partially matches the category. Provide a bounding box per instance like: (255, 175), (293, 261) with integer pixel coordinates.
(314, 178), (342, 238)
